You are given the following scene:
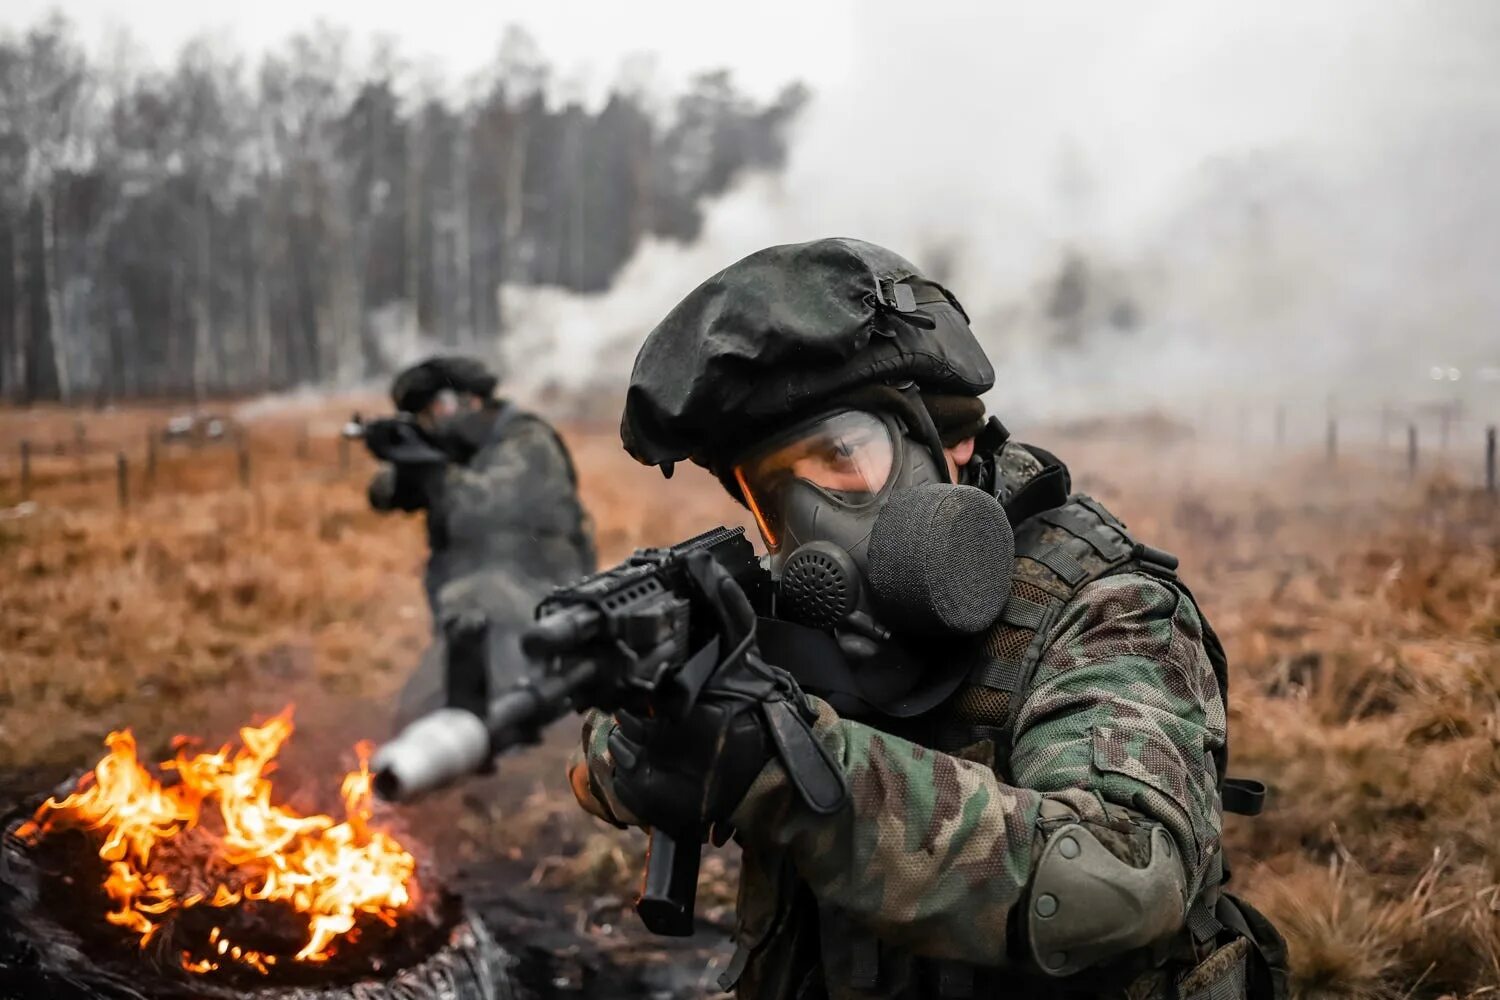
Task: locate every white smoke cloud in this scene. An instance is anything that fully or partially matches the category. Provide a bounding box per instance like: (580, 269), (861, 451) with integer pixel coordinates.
(503, 0), (1500, 432)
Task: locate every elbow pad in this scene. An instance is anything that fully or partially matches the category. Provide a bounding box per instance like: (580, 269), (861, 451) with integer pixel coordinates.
(1026, 822), (1188, 978)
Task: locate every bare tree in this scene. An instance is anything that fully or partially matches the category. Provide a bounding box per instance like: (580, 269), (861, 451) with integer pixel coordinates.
(0, 16), (805, 402)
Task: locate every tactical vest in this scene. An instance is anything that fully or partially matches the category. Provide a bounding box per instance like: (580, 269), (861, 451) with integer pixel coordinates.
(483, 402), (597, 573)
(745, 491), (1287, 1000)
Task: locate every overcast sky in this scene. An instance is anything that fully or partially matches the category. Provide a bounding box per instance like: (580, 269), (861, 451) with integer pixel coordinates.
(2, 0), (855, 100)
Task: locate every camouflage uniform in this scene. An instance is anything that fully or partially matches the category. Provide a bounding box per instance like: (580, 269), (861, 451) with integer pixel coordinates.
(574, 238), (1284, 999)
(573, 444), (1247, 999)
(394, 407), (595, 728)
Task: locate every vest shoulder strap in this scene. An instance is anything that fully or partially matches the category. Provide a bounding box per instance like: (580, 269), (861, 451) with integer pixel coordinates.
(941, 493), (1174, 766)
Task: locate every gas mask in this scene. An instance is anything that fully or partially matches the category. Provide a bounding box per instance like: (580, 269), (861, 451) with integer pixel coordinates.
(732, 409), (1015, 715)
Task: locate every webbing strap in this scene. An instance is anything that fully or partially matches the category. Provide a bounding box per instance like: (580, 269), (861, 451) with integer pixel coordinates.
(850, 934), (880, 990)
(999, 595), (1049, 630)
(935, 960), (975, 998)
(1038, 504), (1132, 562)
(486, 399), (519, 438)
(909, 281), (952, 306)
(1188, 902), (1224, 945)
(1036, 545), (1089, 585)
(1077, 495), (1129, 532)
(1187, 853), (1225, 943)
(715, 945), (751, 993)
(975, 656), (1026, 692)
(1223, 777), (1267, 817)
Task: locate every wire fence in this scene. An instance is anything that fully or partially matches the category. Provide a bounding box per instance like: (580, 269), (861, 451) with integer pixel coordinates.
(0, 417), (366, 514)
(1, 403), (1495, 515)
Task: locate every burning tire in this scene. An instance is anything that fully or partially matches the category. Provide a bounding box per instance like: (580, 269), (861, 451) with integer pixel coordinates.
(0, 715), (518, 1000)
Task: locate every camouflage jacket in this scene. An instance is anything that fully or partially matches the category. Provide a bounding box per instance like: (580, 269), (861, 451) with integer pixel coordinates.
(395, 408), (596, 729)
(426, 408), (595, 617)
(571, 445), (1226, 999)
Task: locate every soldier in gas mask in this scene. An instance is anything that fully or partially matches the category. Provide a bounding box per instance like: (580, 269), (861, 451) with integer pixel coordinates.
(569, 240), (1288, 999)
(366, 355), (595, 729)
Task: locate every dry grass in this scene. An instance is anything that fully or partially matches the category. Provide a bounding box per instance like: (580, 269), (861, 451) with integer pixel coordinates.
(1, 403), (1497, 997)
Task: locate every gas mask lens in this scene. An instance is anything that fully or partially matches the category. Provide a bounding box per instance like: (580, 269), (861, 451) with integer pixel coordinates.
(733, 411), (895, 552)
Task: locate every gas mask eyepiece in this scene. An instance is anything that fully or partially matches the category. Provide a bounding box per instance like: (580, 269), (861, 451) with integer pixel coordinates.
(733, 410), (898, 554)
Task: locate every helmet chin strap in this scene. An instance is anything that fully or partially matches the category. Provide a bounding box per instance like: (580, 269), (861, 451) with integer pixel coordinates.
(895, 382), (954, 485)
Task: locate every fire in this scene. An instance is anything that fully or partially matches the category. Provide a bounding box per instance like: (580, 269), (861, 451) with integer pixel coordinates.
(18, 709), (418, 975)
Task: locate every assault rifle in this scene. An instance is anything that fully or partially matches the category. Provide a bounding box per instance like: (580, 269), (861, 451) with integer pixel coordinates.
(371, 525), (771, 936)
(343, 411), (451, 465)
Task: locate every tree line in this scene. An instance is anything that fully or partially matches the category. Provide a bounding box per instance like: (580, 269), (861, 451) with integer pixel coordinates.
(0, 18), (805, 403)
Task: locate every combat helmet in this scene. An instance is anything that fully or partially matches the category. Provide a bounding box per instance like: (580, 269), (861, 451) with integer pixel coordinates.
(391, 355), (499, 414)
(621, 237), (995, 496)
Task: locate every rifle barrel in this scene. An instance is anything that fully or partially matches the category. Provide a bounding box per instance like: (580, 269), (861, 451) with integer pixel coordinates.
(373, 660), (601, 801)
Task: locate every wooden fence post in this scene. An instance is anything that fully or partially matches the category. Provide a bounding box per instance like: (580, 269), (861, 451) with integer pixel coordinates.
(74, 419), (87, 468)
(237, 433), (252, 488)
(145, 430), (158, 493)
(1407, 424), (1419, 479)
(19, 441), (31, 501)
(1487, 426), (1496, 494)
(116, 452), (129, 509)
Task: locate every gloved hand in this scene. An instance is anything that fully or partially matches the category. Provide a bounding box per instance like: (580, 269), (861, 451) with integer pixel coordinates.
(605, 550), (847, 839)
(366, 462), (441, 512)
(361, 417), (449, 466)
(367, 465), (401, 511)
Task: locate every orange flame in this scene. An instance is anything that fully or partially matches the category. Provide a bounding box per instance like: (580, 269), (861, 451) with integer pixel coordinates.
(19, 709), (417, 974)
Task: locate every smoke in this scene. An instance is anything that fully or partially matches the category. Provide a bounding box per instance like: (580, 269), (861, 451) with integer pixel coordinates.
(502, 0), (1500, 429)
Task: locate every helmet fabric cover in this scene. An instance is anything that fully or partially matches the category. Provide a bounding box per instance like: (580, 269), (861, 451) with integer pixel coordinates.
(621, 237), (994, 474)
(392, 356), (499, 414)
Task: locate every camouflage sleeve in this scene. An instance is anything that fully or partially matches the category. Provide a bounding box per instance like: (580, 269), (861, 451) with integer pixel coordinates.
(729, 699), (1054, 963)
(726, 572), (1222, 965)
(1011, 572), (1225, 897)
(566, 709), (640, 829)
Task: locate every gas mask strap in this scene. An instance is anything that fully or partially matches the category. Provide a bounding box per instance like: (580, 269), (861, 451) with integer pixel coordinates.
(757, 617), (869, 701)
(894, 382), (954, 485)
(758, 616), (973, 719)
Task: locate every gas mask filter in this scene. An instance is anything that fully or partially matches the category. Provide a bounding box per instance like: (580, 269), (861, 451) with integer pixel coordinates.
(778, 484), (1014, 637)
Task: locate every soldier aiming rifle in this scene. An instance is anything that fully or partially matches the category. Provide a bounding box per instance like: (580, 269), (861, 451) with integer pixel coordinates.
(374, 243), (1290, 1000)
(359, 355), (596, 731)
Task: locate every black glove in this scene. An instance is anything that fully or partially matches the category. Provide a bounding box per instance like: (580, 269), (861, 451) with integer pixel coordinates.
(607, 551), (848, 839)
(366, 462), (442, 512)
(361, 417), (449, 466)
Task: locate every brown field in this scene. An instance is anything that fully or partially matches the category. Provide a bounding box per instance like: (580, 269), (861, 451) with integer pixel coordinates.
(1, 402), (1497, 999)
